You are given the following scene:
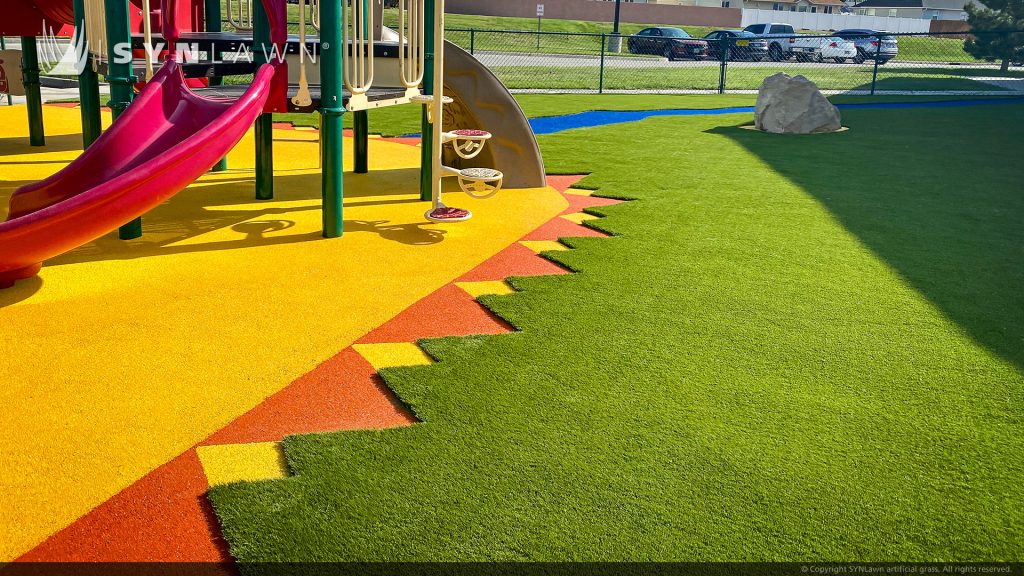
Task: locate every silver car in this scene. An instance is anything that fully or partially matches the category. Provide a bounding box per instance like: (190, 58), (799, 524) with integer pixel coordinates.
(835, 29), (899, 64)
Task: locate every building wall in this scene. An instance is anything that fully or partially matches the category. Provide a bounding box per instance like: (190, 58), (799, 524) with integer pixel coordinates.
(445, 0), (743, 28)
(741, 7), (933, 30)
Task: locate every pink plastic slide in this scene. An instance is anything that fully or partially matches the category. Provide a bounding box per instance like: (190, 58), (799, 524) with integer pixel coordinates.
(0, 59), (275, 288)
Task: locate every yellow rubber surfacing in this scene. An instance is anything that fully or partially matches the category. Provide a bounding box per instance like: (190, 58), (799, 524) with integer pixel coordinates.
(0, 105), (567, 561)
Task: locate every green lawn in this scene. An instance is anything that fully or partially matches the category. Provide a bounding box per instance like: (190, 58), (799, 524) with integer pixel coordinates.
(274, 93), (1021, 137)
(213, 97), (1024, 562)
(275, 93), (761, 135)
(490, 64), (1006, 92)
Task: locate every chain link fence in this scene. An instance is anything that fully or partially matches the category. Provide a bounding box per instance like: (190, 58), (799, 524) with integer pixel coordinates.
(213, 5), (1023, 96)
(444, 29), (1024, 95)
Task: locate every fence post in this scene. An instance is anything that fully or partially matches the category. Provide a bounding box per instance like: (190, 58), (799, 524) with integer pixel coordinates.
(470, 28), (475, 55)
(870, 33), (881, 95)
(599, 33), (606, 94)
(718, 37), (730, 94)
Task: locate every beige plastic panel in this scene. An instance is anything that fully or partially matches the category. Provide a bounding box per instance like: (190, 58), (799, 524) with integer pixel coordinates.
(441, 41), (546, 189)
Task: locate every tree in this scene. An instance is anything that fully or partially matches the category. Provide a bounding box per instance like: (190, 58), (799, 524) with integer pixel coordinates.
(964, 0), (1024, 72)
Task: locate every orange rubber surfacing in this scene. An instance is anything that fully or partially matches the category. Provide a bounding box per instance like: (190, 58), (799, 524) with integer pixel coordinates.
(0, 104), (569, 562)
(18, 172), (607, 564)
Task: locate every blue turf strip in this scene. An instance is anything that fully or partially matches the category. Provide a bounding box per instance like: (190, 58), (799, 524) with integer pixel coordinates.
(526, 97), (1024, 135)
(401, 97), (1024, 138)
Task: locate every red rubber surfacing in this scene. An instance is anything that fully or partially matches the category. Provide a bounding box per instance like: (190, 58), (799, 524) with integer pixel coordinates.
(16, 175), (606, 563)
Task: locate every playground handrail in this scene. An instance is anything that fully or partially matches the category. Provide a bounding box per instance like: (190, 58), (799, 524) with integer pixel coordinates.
(343, 0), (375, 104)
(227, 0), (254, 32)
(142, 0), (154, 79)
(83, 0), (107, 64)
(397, 0), (425, 94)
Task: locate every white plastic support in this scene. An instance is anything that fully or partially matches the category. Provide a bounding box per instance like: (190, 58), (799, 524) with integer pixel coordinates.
(411, 94), (452, 123)
(292, 0), (313, 107)
(83, 0), (108, 63)
(454, 167), (504, 199)
(444, 129), (492, 160)
(397, 0), (426, 98)
(310, 0), (321, 32)
(343, 0), (376, 110)
(226, 0), (254, 32)
(141, 0), (154, 80)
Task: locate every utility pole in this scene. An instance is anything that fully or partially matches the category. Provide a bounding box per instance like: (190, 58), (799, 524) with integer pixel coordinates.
(609, 0), (623, 53)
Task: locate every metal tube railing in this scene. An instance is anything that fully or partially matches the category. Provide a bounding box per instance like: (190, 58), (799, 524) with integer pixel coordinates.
(83, 0), (107, 64)
(227, 0), (254, 32)
(142, 0), (154, 80)
(398, 0), (425, 91)
(343, 0), (375, 97)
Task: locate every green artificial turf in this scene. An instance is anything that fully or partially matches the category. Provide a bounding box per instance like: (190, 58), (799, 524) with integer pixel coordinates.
(273, 93), (1016, 137)
(492, 65), (1006, 93)
(212, 99), (1024, 563)
(274, 94), (761, 135)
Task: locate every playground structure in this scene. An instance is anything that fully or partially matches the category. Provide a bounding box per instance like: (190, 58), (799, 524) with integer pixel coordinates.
(0, 0), (547, 288)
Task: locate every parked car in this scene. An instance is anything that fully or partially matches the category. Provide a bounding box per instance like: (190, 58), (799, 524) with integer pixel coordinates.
(742, 23), (806, 61)
(817, 36), (858, 63)
(834, 29), (899, 64)
(627, 27), (709, 61)
(702, 30), (769, 61)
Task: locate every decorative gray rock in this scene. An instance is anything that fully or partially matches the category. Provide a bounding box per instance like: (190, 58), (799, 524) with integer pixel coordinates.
(754, 73), (842, 134)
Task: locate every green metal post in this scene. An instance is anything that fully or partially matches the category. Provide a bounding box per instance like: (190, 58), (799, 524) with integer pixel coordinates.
(718, 36), (730, 94)
(598, 34), (605, 94)
(73, 0), (102, 148)
(253, 0), (274, 200)
(205, 0), (228, 171)
(870, 34), (881, 96)
(354, 110), (368, 173)
(1, 38), (12, 106)
(21, 37), (45, 147)
(419, 0), (436, 202)
(320, 0), (344, 237)
(105, 0), (140, 238)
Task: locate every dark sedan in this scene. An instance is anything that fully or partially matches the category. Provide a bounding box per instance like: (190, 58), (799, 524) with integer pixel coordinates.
(703, 30), (769, 61)
(627, 27), (709, 61)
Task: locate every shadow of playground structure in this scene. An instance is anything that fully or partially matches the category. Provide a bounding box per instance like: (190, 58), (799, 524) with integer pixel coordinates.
(715, 102), (1024, 373)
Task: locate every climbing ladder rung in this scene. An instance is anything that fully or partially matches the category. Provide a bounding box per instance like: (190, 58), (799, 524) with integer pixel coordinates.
(443, 129), (492, 142)
(410, 94), (454, 105)
(456, 167), (503, 182)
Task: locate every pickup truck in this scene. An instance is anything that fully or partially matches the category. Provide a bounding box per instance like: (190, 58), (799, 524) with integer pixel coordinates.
(742, 23), (821, 61)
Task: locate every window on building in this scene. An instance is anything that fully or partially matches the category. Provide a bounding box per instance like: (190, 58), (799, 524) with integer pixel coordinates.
(888, 8), (898, 16)
(824, 5), (833, 13)
(722, 0), (730, 6)
(773, 2), (784, 9)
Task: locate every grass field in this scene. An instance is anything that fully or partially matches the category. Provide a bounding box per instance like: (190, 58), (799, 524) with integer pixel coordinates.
(213, 96), (1024, 561)
(275, 93), (1020, 136)
(490, 64), (1008, 92)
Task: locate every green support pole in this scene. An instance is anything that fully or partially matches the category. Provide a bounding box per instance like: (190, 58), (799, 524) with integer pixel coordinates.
(354, 110), (368, 174)
(74, 0), (102, 148)
(20, 37), (45, 147)
(105, 0), (140, 239)
(319, 0), (344, 238)
(204, 0), (228, 172)
(419, 0), (436, 202)
(253, 0), (273, 200)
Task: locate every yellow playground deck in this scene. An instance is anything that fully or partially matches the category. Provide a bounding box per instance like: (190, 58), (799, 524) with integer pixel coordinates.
(0, 104), (567, 561)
